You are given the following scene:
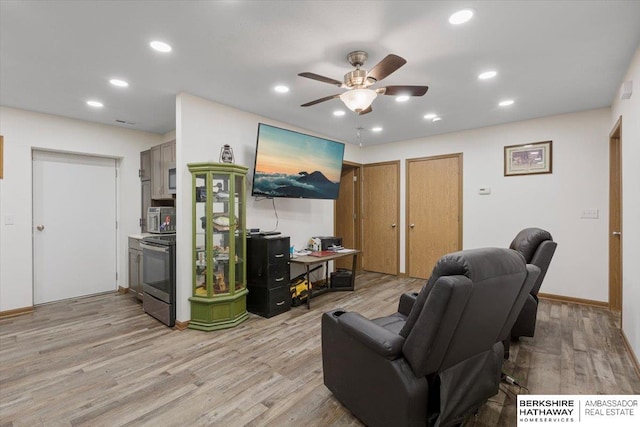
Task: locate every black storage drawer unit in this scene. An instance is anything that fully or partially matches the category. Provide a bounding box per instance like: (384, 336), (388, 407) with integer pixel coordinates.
(247, 236), (290, 288)
(246, 285), (291, 318)
(246, 235), (291, 318)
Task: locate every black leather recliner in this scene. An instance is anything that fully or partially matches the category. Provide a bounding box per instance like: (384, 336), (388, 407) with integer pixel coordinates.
(321, 248), (540, 427)
(508, 228), (557, 339)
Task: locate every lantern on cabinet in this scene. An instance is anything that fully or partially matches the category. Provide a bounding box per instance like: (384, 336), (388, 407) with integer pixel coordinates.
(219, 144), (234, 164)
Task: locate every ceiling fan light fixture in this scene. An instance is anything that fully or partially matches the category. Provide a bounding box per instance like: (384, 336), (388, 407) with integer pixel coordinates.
(339, 88), (377, 113)
(396, 95), (410, 102)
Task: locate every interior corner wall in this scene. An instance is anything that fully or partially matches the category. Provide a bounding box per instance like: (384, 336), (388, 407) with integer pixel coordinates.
(611, 44), (640, 362)
(359, 108), (611, 303)
(174, 93), (348, 322)
(0, 107), (162, 312)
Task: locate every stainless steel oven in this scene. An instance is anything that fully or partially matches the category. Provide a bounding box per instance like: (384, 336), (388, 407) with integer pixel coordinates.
(141, 234), (176, 327)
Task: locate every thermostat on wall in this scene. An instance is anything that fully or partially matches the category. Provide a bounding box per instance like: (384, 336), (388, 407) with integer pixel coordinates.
(479, 187), (491, 195)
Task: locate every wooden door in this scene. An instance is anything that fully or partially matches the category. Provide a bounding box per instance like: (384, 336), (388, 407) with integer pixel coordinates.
(609, 118), (622, 312)
(335, 164), (361, 271)
(362, 161), (399, 275)
(33, 151), (117, 304)
(406, 154), (462, 279)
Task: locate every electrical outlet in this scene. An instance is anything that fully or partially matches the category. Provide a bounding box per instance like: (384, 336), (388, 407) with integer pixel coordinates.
(580, 209), (599, 219)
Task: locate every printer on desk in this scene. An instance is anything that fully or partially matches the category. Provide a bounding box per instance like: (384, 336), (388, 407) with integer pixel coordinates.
(311, 236), (343, 251)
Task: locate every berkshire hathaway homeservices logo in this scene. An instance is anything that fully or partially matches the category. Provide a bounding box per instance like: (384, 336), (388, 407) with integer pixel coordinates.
(517, 395), (639, 426)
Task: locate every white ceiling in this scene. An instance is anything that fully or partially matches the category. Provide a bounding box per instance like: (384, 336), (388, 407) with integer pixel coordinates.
(2, 1), (640, 146)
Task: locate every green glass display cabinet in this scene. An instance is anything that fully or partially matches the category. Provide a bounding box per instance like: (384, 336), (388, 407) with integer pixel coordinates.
(187, 162), (249, 331)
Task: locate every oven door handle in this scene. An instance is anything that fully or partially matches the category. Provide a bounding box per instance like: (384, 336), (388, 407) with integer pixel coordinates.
(140, 242), (169, 253)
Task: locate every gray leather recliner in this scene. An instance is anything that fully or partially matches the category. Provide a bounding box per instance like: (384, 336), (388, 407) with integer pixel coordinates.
(321, 248), (540, 427)
(508, 228), (557, 339)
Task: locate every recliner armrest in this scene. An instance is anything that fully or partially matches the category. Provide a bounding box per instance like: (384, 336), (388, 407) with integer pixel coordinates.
(398, 292), (419, 316)
(338, 312), (405, 360)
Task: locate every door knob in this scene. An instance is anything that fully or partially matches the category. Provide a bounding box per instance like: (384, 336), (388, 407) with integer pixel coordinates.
(410, 224), (415, 228)
(391, 223), (396, 228)
(612, 231), (621, 236)
(36, 225), (45, 231)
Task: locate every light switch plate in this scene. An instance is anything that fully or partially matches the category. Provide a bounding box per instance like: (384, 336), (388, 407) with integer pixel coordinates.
(580, 209), (599, 219)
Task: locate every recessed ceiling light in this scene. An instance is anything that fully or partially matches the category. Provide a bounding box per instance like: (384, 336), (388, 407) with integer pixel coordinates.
(274, 85), (289, 93)
(499, 99), (515, 107)
(86, 100), (103, 108)
(432, 117), (442, 122)
(423, 113), (437, 120)
(396, 95), (410, 102)
(109, 78), (129, 87)
(333, 110), (345, 117)
(150, 40), (172, 53)
(478, 71), (497, 80)
(371, 127), (383, 132)
(449, 9), (474, 25)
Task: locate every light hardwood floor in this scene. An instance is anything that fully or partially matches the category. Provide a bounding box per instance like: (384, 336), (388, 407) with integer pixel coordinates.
(1, 272), (639, 426)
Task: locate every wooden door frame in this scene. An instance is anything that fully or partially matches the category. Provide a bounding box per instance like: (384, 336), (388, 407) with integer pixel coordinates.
(334, 160), (363, 272)
(362, 160), (401, 275)
(405, 153), (463, 277)
(609, 116), (622, 313)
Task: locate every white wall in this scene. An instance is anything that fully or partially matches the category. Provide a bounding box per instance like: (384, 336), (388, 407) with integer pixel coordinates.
(611, 45), (640, 362)
(0, 107), (162, 312)
(174, 93), (352, 321)
(360, 108), (611, 303)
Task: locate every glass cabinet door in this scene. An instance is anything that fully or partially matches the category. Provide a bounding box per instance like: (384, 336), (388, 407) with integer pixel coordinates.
(211, 172), (231, 295)
(194, 173), (207, 296)
(234, 173), (245, 292)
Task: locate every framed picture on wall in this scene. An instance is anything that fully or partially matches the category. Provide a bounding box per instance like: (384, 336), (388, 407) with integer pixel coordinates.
(504, 140), (552, 176)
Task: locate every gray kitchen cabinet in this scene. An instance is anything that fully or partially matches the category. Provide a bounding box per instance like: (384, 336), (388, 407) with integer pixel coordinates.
(150, 140), (175, 200)
(140, 149), (151, 181)
(128, 237), (143, 300)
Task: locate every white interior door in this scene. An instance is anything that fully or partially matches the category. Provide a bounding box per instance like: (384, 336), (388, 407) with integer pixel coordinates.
(33, 151), (117, 304)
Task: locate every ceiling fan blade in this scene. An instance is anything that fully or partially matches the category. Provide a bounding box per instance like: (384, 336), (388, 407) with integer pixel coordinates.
(298, 72), (343, 87)
(358, 105), (373, 115)
(380, 85), (429, 96)
(300, 94), (341, 107)
(366, 54), (407, 82)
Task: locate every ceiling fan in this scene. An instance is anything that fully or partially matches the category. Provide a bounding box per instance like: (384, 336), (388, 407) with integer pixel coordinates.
(298, 51), (428, 115)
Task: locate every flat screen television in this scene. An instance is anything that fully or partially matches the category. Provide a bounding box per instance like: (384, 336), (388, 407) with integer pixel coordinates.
(251, 123), (345, 200)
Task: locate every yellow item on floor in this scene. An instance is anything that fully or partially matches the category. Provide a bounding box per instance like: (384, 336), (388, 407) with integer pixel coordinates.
(290, 278), (311, 306)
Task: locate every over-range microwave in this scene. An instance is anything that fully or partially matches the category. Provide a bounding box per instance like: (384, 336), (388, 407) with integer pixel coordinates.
(147, 207), (176, 234)
(168, 165), (176, 195)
